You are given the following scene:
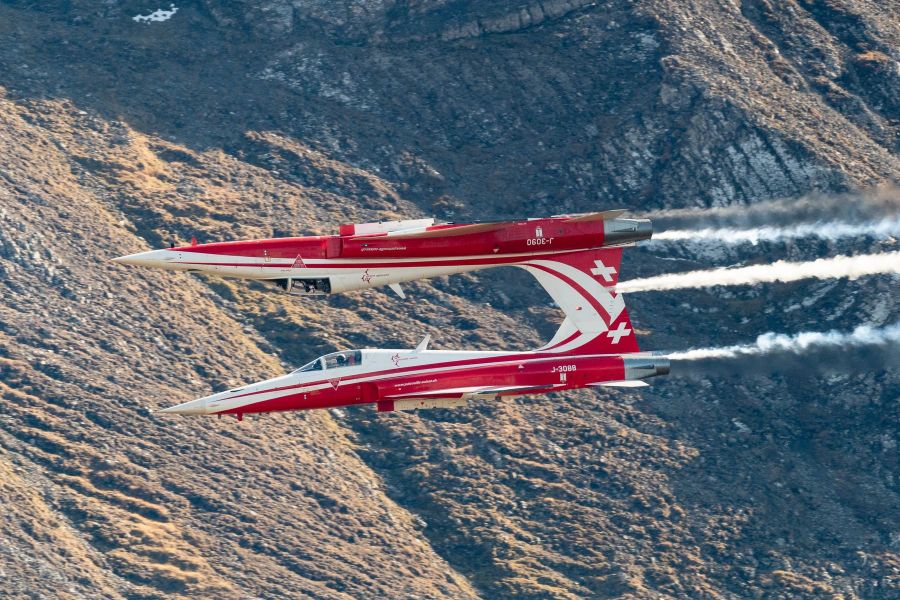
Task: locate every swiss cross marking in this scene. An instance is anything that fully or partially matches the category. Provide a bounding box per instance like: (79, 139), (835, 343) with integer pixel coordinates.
(606, 321), (631, 344)
(590, 259), (617, 283)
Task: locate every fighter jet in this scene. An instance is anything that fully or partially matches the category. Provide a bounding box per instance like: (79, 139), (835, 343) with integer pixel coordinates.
(113, 211), (651, 298)
(159, 247), (668, 418)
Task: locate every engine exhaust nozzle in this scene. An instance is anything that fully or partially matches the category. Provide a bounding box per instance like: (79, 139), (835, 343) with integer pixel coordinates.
(603, 218), (653, 246)
(623, 356), (670, 380)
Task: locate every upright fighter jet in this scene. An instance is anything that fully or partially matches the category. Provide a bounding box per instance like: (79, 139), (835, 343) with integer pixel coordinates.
(113, 211), (651, 298)
(159, 247), (667, 418)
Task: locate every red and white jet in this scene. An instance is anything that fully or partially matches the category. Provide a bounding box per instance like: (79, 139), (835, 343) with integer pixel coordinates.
(159, 248), (668, 418)
(113, 211), (651, 298)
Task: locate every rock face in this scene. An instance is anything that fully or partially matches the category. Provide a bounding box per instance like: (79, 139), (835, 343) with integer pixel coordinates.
(0, 1), (897, 598)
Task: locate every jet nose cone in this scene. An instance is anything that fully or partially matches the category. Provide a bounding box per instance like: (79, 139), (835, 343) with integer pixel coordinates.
(112, 249), (178, 268)
(111, 250), (149, 266)
(157, 397), (208, 415)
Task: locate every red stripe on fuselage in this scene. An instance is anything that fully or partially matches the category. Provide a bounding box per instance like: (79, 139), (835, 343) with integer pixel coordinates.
(176, 237), (331, 258)
(330, 250), (598, 270)
(224, 350), (621, 404)
(222, 354), (625, 414)
(226, 352), (543, 401)
(169, 247), (611, 271)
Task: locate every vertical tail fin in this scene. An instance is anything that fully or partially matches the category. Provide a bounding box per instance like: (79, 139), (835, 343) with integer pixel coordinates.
(521, 248), (639, 354)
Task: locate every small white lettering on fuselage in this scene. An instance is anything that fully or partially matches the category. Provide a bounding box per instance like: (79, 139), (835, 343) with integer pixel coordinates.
(361, 246), (408, 252)
(551, 365), (577, 373)
(526, 237), (554, 246)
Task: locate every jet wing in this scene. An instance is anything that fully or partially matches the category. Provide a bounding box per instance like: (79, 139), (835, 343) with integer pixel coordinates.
(589, 380), (649, 388)
(383, 383), (563, 400)
(352, 222), (509, 240)
(352, 210), (625, 239)
(558, 209), (626, 222)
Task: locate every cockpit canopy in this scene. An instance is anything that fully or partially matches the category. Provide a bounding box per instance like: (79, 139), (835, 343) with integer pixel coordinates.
(292, 350), (363, 374)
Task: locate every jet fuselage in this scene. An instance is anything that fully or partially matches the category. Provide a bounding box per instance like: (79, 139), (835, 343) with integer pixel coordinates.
(113, 214), (652, 296)
(160, 348), (669, 417)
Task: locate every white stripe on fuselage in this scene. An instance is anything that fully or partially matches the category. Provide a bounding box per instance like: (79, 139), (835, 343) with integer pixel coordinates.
(203, 350), (505, 413)
(202, 349), (627, 414)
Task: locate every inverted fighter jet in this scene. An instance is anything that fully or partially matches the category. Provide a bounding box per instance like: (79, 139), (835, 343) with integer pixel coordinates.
(113, 211), (651, 298)
(159, 247), (668, 418)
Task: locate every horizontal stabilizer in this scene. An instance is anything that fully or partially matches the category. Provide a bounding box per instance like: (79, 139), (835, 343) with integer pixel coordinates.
(590, 380), (649, 388)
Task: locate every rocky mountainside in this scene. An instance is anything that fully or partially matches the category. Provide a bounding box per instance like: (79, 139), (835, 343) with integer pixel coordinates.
(0, 1), (898, 598)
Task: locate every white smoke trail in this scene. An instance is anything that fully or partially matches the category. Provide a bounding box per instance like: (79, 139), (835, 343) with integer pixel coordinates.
(668, 323), (900, 360)
(617, 251), (900, 293)
(642, 187), (899, 226)
(654, 215), (900, 245)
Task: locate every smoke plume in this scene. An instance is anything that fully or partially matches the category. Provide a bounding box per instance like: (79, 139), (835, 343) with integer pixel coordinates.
(667, 323), (900, 361)
(617, 251), (900, 293)
(654, 215), (900, 245)
(667, 324), (900, 377)
(643, 186), (899, 229)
